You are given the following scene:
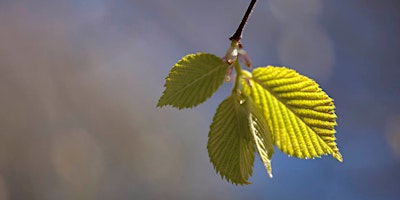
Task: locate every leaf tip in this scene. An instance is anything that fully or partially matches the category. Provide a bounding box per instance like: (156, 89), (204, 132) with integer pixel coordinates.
(264, 162), (273, 178)
(237, 180), (252, 185)
(156, 102), (164, 108)
(335, 152), (343, 162)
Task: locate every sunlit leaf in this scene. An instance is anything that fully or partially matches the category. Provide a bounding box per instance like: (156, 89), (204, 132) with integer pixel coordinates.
(208, 94), (255, 185)
(242, 66), (342, 161)
(208, 93), (274, 184)
(247, 98), (274, 178)
(157, 53), (229, 109)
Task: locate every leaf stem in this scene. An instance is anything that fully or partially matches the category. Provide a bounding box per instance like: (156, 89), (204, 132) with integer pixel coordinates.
(232, 58), (242, 94)
(229, 0), (257, 41)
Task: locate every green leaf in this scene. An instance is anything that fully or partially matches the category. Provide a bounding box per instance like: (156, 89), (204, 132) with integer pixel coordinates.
(242, 66), (342, 162)
(157, 53), (230, 109)
(207, 94), (255, 185)
(248, 98), (274, 178)
(208, 93), (274, 184)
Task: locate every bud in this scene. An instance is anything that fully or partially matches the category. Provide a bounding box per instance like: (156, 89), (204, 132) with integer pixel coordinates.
(225, 45), (239, 65)
(238, 46), (252, 68)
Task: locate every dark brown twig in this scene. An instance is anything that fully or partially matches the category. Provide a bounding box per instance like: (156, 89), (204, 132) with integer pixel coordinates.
(229, 0), (257, 41)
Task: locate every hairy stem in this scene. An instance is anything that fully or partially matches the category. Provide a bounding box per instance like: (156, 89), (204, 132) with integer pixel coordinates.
(229, 0), (257, 41)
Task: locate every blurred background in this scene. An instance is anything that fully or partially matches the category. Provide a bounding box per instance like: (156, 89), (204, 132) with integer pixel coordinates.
(0, 0), (399, 199)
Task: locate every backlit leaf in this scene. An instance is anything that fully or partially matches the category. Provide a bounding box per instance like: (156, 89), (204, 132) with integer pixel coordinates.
(242, 66), (342, 162)
(247, 98), (274, 178)
(157, 53), (229, 109)
(208, 93), (274, 184)
(208, 93), (255, 185)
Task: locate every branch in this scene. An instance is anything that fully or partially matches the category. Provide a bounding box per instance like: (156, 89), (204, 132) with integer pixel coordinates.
(229, 0), (257, 41)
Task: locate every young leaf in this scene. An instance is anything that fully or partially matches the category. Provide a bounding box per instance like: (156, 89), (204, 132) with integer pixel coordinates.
(208, 94), (255, 185)
(208, 93), (274, 184)
(157, 53), (230, 109)
(242, 66), (342, 162)
(248, 98), (274, 178)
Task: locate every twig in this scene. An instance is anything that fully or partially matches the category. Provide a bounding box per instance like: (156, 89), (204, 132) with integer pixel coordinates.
(229, 0), (257, 41)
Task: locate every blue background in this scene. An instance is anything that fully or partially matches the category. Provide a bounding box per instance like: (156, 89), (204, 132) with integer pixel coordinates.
(0, 0), (399, 199)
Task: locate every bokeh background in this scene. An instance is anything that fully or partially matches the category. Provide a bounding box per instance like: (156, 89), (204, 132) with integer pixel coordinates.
(0, 0), (399, 199)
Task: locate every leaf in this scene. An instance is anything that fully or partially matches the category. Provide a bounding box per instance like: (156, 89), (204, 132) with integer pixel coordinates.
(247, 98), (274, 178)
(242, 66), (342, 162)
(207, 93), (255, 185)
(157, 53), (230, 109)
(208, 93), (274, 184)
